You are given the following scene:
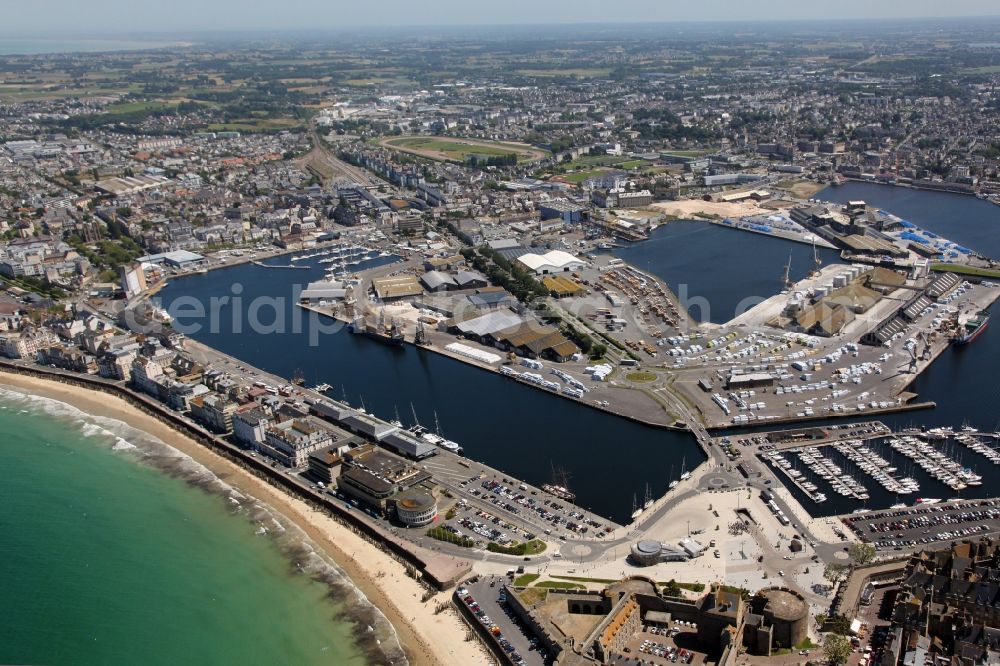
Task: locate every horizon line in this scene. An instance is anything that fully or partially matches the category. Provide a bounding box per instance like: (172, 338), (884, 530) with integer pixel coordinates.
(3, 14), (1000, 39)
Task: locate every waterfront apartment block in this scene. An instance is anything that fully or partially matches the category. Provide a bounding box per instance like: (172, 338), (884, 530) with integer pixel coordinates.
(261, 417), (335, 468)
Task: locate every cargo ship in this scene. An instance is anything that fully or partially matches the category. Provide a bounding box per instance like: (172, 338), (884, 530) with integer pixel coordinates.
(953, 310), (990, 346)
(350, 310), (404, 346)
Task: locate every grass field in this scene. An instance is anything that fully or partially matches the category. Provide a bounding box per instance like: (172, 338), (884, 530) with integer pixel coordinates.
(515, 68), (613, 78)
(519, 588), (548, 605)
(205, 118), (302, 132)
(342, 76), (416, 87)
(559, 169), (611, 184)
(381, 135), (547, 163)
(105, 100), (175, 114)
(486, 539), (547, 556)
(564, 155), (653, 171)
(513, 573), (540, 586)
(931, 263), (1000, 279)
(626, 371), (657, 382)
(0, 84), (139, 101)
(661, 150), (712, 158)
(534, 581), (585, 590)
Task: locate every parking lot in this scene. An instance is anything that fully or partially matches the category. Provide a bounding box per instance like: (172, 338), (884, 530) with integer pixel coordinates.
(609, 622), (709, 665)
(459, 576), (549, 666)
(672, 279), (999, 428)
(428, 470), (615, 554)
(419, 452), (618, 546)
(841, 498), (1000, 551)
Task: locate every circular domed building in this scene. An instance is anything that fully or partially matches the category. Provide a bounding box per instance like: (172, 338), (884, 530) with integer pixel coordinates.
(750, 587), (809, 649)
(631, 540), (664, 566)
(394, 492), (438, 527)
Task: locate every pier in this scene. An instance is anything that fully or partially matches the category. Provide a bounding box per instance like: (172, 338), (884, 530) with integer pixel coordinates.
(708, 217), (837, 248)
(251, 260), (310, 269)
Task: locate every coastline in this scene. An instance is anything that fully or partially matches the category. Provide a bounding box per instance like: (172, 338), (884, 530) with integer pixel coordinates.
(0, 370), (489, 666)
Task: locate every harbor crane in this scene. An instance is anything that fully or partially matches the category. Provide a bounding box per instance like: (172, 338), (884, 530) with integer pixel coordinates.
(905, 343), (919, 373)
(918, 330), (933, 361)
(809, 237), (822, 277)
(781, 252), (794, 292)
(414, 319), (430, 346)
(903, 335), (928, 373)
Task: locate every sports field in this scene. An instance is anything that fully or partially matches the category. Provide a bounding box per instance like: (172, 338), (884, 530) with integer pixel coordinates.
(380, 135), (548, 163)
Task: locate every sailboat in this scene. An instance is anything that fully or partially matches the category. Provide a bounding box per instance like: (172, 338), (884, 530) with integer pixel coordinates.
(422, 411), (462, 453)
(631, 494), (643, 520)
(679, 457), (691, 481)
(542, 465), (575, 502)
(408, 403), (426, 436)
(809, 237), (822, 277)
(643, 483), (654, 509)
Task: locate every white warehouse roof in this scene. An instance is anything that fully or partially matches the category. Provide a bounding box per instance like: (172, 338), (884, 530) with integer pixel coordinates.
(517, 250), (584, 274)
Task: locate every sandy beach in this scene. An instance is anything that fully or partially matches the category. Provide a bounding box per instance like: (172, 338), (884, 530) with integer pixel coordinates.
(0, 370), (489, 666)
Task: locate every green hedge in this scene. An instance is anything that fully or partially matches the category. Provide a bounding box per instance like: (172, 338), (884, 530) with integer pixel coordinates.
(426, 527), (475, 548)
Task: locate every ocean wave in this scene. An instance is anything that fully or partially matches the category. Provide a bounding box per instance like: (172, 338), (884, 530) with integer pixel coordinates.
(0, 382), (408, 665)
(112, 437), (137, 451)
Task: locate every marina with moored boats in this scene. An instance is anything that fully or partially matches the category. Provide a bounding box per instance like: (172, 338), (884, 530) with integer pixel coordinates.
(750, 421), (999, 519)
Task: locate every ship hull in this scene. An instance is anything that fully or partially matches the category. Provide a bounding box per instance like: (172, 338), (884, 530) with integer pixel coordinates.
(350, 320), (405, 346)
(360, 329), (404, 346)
(953, 317), (989, 346)
(542, 484), (576, 502)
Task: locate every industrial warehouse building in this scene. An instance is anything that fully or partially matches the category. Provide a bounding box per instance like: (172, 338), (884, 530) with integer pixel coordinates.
(372, 275), (423, 301)
(420, 270), (458, 292)
(516, 250), (586, 275)
(298, 280), (348, 303)
(539, 199), (586, 224)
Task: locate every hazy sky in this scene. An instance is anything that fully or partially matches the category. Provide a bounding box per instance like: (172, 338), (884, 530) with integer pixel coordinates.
(4, 0), (1000, 34)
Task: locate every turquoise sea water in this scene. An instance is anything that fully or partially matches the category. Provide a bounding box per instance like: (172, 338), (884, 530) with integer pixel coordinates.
(0, 384), (404, 665)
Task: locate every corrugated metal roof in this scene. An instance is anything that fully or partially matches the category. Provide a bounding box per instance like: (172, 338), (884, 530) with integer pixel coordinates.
(420, 270), (457, 290)
(454, 310), (523, 337)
